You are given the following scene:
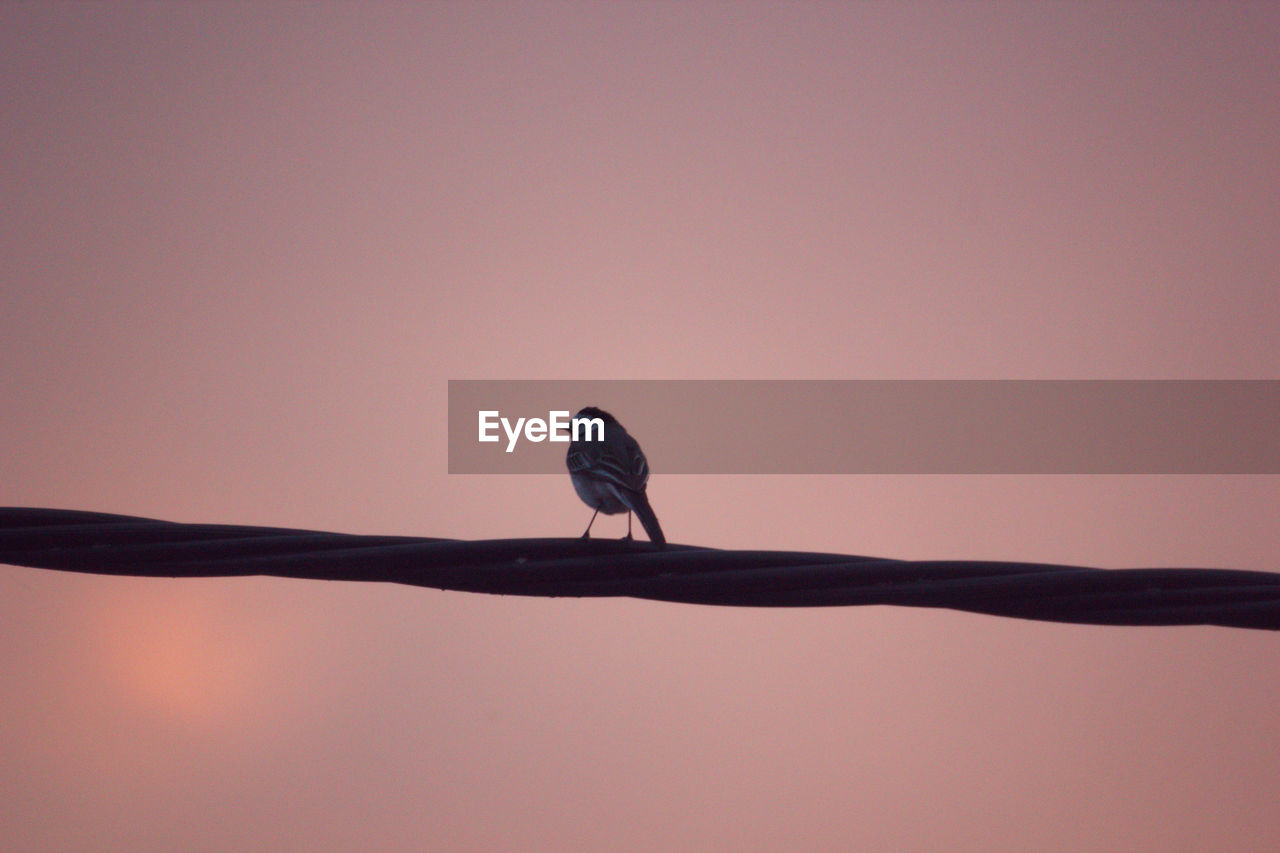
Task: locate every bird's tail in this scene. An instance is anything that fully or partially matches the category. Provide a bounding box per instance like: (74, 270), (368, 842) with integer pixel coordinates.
(628, 490), (665, 546)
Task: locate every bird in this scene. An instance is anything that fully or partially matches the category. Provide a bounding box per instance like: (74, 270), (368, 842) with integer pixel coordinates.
(565, 406), (665, 546)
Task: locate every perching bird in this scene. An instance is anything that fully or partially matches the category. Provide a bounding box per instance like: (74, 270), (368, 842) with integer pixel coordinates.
(566, 407), (665, 546)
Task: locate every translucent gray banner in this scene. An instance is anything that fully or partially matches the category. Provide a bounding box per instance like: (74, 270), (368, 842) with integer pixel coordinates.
(448, 380), (1280, 474)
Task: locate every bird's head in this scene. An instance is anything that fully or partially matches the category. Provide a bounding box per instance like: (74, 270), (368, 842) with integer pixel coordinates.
(573, 406), (618, 425)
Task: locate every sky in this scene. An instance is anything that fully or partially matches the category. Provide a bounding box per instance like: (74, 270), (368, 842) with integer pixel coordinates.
(2, 2), (1279, 850)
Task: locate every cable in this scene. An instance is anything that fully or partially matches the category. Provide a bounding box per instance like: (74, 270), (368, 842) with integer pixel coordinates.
(3, 507), (1279, 630)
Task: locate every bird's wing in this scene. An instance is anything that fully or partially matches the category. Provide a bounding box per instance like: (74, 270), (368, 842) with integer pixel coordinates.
(568, 433), (649, 492)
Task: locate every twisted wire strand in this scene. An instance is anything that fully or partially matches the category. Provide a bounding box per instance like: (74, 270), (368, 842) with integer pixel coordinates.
(3, 507), (1279, 630)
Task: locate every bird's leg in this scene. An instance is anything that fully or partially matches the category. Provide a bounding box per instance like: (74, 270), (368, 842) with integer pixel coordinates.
(581, 508), (600, 539)
(623, 511), (634, 541)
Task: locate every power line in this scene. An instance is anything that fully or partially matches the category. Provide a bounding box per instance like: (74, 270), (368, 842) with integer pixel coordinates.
(3, 507), (1279, 630)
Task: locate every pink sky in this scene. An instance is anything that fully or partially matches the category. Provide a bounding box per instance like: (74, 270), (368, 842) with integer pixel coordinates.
(2, 2), (1278, 850)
